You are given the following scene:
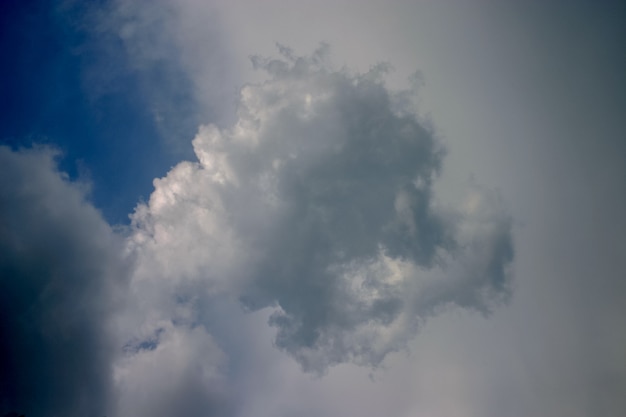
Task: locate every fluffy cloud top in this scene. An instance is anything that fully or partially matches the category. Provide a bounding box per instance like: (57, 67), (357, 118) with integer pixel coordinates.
(127, 46), (514, 373)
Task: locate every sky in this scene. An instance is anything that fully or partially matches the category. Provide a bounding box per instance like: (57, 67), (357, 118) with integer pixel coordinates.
(1, 1), (624, 416)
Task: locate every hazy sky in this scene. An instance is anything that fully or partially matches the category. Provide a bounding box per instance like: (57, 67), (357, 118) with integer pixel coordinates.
(1, 1), (624, 416)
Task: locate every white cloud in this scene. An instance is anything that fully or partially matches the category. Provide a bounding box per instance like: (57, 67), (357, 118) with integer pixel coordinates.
(123, 47), (514, 376)
(114, 321), (233, 417)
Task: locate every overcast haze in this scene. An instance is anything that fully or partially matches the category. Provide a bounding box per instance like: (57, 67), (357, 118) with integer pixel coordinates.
(1, 1), (624, 416)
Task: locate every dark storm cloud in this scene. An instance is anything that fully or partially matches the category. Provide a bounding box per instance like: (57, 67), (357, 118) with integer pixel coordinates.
(129, 46), (515, 372)
(0, 146), (128, 417)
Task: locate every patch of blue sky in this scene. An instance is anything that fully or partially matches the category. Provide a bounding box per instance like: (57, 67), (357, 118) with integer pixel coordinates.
(0, 0), (200, 224)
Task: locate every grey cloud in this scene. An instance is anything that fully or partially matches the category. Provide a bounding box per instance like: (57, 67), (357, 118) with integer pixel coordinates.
(0, 147), (234, 417)
(130, 46), (515, 373)
(0, 147), (128, 417)
(113, 321), (234, 417)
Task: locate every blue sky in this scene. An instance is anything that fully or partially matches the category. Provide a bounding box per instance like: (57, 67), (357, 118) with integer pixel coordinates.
(0, 0), (200, 223)
(1, 1), (625, 417)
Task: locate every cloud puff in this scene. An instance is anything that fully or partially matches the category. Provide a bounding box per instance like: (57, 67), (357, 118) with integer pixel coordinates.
(128, 46), (514, 373)
(0, 146), (128, 417)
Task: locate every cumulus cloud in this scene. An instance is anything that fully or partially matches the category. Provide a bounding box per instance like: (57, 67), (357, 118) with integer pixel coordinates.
(0, 146), (128, 417)
(126, 46), (514, 373)
(0, 46), (515, 417)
